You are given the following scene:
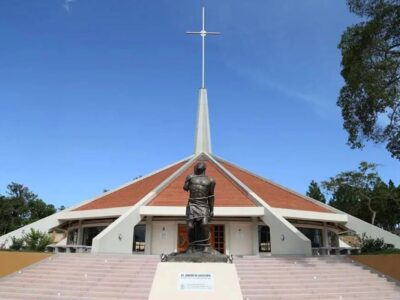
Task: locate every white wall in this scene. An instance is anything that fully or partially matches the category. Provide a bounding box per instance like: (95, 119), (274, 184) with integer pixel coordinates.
(346, 215), (400, 248)
(151, 222), (177, 255)
(261, 208), (312, 256)
(148, 221), (256, 256)
(91, 194), (153, 254)
(228, 222), (253, 255)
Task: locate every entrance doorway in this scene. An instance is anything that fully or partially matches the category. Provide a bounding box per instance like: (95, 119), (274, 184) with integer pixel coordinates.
(133, 224), (146, 252)
(258, 225), (271, 253)
(177, 224), (225, 254)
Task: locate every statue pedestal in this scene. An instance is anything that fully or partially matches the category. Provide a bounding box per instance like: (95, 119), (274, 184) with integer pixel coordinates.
(149, 262), (243, 300)
(163, 249), (231, 263)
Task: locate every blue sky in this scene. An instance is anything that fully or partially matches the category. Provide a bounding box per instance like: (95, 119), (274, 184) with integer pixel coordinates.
(0, 0), (398, 208)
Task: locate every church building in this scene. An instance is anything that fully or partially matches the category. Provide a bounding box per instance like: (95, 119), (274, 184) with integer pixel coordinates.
(1, 9), (399, 258)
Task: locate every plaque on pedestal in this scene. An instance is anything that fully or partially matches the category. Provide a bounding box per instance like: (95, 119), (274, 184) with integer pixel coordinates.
(148, 262), (243, 300)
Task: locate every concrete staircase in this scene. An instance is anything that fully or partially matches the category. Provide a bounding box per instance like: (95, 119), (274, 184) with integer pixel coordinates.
(0, 253), (159, 300)
(235, 256), (400, 300)
(1, 254), (399, 300)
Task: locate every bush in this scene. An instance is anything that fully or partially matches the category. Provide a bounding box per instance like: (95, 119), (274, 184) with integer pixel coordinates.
(10, 236), (24, 251)
(0, 238), (8, 250)
(360, 234), (396, 254)
(24, 228), (52, 252)
(8, 229), (52, 252)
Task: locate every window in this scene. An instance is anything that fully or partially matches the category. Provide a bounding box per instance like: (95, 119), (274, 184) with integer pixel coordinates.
(258, 225), (271, 252)
(213, 225), (225, 254)
(328, 230), (339, 247)
(298, 227), (323, 248)
(82, 226), (106, 246)
(133, 224), (146, 252)
(67, 228), (78, 245)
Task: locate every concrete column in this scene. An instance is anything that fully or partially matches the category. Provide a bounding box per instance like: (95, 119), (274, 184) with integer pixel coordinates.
(225, 222), (231, 255)
(77, 220), (83, 245)
(323, 222), (329, 248)
(145, 217), (152, 255)
(173, 222), (178, 253)
(252, 217), (259, 255)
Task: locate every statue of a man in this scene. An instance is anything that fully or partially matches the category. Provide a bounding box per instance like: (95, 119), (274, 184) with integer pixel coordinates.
(183, 161), (216, 253)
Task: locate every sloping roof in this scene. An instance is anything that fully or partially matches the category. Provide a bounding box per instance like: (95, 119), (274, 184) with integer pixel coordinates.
(148, 157), (256, 207)
(218, 159), (331, 213)
(72, 155), (332, 213)
(73, 161), (186, 211)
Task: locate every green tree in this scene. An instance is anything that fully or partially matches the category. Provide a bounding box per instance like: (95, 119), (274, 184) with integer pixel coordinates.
(371, 180), (400, 230)
(306, 180), (326, 203)
(322, 162), (381, 225)
(0, 195), (14, 235)
(0, 183), (57, 235)
(338, 0), (400, 159)
(26, 199), (56, 224)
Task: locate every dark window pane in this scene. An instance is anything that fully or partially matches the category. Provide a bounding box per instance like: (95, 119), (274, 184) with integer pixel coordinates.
(298, 227), (323, 248)
(133, 224), (146, 252)
(258, 225), (271, 252)
(82, 226), (106, 246)
(67, 228), (78, 245)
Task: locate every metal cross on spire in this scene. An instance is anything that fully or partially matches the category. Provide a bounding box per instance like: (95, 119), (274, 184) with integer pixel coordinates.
(187, 7), (220, 89)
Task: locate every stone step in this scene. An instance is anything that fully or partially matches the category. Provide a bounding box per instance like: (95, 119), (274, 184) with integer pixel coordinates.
(237, 276), (386, 284)
(21, 266), (157, 275)
(1, 279), (154, 290)
(236, 269), (371, 275)
(0, 291), (148, 300)
(240, 285), (400, 295)
(242, 293), (400, 300)
(237, 272), (376, 279)
(0, 285), (151, 295)
(239, 280), (396, 289)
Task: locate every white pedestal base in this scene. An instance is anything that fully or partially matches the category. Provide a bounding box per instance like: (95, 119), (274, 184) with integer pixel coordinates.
(149, 262), (243, 300)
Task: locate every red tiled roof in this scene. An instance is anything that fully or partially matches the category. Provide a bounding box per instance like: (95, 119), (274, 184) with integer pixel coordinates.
(74, 161), (186, 211)
(148, 158), (256, 207)
(219, 160), (332, 213)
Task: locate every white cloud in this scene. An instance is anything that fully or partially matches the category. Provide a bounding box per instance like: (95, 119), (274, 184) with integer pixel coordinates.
(232, 66), (336, 118)
(63, 0), (76, 13)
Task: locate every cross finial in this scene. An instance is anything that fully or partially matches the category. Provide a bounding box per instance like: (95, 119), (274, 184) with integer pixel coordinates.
(187, 7), (220, 89)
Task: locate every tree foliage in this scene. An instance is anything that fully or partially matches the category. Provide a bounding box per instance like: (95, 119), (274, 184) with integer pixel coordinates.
(0, 183), (57, 235)
(322, 162), (400, 230)
(338, 0), (400, 159)
(306, 180), (326, 203)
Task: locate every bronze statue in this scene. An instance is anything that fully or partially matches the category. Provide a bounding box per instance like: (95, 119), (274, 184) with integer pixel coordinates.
(160, 160), (231, 262)
(183, 161), (215, 253)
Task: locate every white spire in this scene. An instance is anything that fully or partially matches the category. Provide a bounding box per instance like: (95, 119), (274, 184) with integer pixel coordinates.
(187, 7), (220, 154)
(194, 88), (211, 154)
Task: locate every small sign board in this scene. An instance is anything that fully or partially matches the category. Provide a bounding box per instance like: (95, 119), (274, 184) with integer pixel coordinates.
(177, 272), (214, 291)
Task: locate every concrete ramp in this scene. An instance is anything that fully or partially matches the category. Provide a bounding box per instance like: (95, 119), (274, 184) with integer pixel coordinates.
(0, 253), (159, 300)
